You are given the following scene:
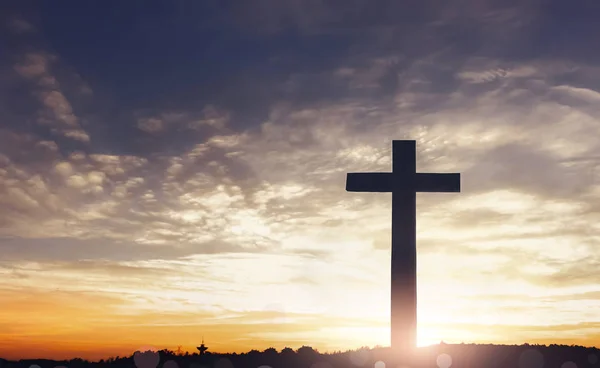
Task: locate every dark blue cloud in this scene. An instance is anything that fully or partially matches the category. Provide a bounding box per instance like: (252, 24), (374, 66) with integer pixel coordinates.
(33, 1), (355, 118)
(3, 0), (600, 158)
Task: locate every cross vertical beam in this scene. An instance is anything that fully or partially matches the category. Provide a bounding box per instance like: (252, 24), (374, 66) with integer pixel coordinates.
(345, 140), (460, 357)
(391, 141), (417, 354)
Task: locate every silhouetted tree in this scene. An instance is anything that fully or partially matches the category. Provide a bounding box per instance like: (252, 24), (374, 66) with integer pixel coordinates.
(297, 345), (317, 355)
(281, 347), (295, 355)
(4, 342), (600, 368)
(247, 349), (261, 358)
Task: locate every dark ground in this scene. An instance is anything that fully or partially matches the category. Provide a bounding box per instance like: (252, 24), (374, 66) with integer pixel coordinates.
(2, 343), (599, 368)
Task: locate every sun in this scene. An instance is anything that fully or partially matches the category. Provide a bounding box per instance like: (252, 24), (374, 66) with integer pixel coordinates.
(331, 326), (442, 350)
(417, 328), (442, 347)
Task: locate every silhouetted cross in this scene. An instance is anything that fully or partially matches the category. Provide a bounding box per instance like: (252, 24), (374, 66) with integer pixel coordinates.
(346, 140), (460, 354)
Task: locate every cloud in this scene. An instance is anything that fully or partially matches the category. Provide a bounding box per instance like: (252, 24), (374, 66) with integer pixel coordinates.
(138, 117), (164, 133)
(14, 53), (49, 79)
(135, 106), (230, 135)
(12, 52), (91, 143)
(2, 55), (600, 273)
(551, 85), (600, 104)
(36, 140), (59, 151)
(193, 105), (230, 129)
(0, 235), (274, 264)
(41, 91), (79, 126)
(6, 18), (36, 34)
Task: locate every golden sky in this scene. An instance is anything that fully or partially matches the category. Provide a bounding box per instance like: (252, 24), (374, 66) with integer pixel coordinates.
(2, 0), (600, 361)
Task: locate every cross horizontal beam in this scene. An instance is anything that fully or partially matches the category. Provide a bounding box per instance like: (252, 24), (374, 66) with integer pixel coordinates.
(346, 172), (460, 193)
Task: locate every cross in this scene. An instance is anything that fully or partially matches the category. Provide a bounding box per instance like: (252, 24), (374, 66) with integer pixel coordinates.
(346, 140), (460, 355)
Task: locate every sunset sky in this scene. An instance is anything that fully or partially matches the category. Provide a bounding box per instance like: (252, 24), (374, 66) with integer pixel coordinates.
(2, 0), (600, 361)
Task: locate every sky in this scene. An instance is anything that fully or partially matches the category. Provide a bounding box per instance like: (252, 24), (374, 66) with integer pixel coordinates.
(2, 0), (600, 361)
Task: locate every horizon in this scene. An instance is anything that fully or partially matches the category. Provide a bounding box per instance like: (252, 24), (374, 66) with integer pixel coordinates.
(6, 342), (600, 363)
(2, 0), (600, 361)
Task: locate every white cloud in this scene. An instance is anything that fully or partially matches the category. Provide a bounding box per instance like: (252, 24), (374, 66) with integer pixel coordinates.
(69, 151), (87, 161)
(41, 91), (78, 126)
(137, 117), (164, 133)
(89, 154), (148, 176)
(14, 53), (49, 79)
(87, 171), (106, 185)
(191, 105), (230, 129)
(2, 187), (40, 211)
(54, 162), (74, 177)
(63, 129), (90, 142)
(36, 140), (59, 151)
(13, 52), (92, 144)
(551, 85), (600, 104)
(66, 175), (88, 189)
